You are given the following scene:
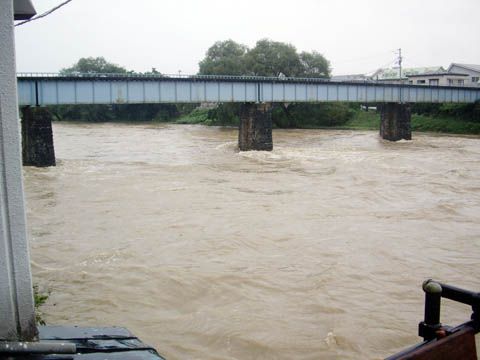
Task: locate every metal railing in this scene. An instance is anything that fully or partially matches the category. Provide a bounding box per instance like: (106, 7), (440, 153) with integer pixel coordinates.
(387, 279), (479, 359)
(17, 72), (480, 89)
(16, 72), (333, 83)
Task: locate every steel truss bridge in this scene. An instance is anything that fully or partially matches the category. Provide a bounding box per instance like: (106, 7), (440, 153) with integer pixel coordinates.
(17, 73), (480, 106)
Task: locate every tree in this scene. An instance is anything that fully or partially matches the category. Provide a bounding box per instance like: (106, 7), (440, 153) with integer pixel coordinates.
(53, 57), (179, 122)
(60, 56), (127, 74)
(198, 40), (248, 75)
(299, 51), (331, 78)
(245, 39), (303, 77)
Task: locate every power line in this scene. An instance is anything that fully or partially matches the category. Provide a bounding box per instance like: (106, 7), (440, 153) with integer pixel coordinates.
(15, 0), (74, 27)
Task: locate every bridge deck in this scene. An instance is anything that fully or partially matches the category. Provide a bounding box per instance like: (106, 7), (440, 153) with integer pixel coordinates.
(17, 73), (480, 106)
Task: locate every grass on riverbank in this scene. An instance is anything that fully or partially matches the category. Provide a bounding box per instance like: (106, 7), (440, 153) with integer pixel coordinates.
(340, 111), (480, 135)
(176, 108), (480, 135)
(175, 108), (211, 125)
(34, 285), (49, 325)
(54, 106), (480, 136)
(175, 108), (239, 126)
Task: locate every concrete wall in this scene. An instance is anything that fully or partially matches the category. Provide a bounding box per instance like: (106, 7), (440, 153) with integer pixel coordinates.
(0, 0), (37, 341)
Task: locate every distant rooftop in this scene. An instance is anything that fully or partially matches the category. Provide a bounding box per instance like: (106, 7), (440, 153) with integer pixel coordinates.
(448, 63), (480, 73)
(371, 66), (445, 80)
(407, 71), (468, 78)
(331, 74), (369, 82)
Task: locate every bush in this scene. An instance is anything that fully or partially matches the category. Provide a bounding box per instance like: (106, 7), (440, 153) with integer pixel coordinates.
(272, 103), (355, 128)
(206, 104), (240, 126)
(411, 100), (480, 123)
(175, 108), (210, 124)
(48, 103), (179, 122)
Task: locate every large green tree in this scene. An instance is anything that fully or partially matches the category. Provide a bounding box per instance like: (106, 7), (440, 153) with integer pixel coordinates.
(53, 57), (178, 122)
(196, 39), (338, 128)
(299, 50), (330, 78)
(60, 56), (127, 74)
(198, 40), (248, 75)
(198, 39), (330, 79)
(245, 39), (303, 77)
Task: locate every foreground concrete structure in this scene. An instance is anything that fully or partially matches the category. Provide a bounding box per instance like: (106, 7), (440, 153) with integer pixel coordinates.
(380, 103), (412, 141)
(21, 107), (56, 166)
(0, 0), (37, 341)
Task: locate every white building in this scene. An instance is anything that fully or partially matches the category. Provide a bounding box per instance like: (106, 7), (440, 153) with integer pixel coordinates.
(406, 71), (469, 86)
(447, 63), (480, 87)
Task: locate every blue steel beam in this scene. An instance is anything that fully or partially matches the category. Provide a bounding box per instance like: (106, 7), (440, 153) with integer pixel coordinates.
(17, 73), (480, 106)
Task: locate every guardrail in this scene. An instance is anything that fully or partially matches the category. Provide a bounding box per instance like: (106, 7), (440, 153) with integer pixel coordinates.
(386, 279), (479, 360)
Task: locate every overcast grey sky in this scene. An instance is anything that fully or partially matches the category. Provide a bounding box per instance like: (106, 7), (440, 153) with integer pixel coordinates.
(14, 0), (480, 76)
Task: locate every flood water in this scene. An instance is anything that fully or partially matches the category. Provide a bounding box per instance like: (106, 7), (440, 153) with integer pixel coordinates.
(24, 123), (480, 359)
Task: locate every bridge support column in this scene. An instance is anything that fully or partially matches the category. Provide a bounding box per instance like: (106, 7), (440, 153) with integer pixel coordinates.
(239, 103), (273, 151)
(380, 103), (411, 141)
(21, 107), (56, 167)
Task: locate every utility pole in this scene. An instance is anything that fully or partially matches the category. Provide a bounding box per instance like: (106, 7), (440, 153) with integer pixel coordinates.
(398, 48), (402, 81)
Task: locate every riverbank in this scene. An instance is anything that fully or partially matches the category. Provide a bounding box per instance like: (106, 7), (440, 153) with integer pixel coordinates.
(174, 107), (480, 135)
(336, 110), (480, 134)
(48, 102), (480, 135)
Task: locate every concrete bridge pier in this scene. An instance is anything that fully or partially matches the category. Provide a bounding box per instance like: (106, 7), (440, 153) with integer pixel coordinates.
(21, 107), (56, 167)
(238, 103), (273, 151)
(380, 102), (412, 141)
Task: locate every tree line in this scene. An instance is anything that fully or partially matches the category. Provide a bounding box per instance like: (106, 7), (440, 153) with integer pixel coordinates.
(198, 39), (330, 78)
(197, 39), (355, 127)
(48, 40), (349, 126)
(47, 39), (350, 127)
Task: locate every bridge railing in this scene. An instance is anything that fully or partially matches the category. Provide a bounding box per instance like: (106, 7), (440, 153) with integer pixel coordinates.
(16, 73), (480, 105)
(17, 72), (480, 88)
(16, 72), (336, 83)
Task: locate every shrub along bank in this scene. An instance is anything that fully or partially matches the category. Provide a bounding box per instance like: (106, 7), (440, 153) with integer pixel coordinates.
(46, 101), (480, 135)
(337, 101), (480, 135)
(175, 102), (357, 128)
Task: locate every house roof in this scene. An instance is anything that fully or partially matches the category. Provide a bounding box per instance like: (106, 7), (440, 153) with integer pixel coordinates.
(448, 63), (480, 73)
(331, 74), (369, 81)
(407, 72), (468, 78)
(370, 66), (445, 80)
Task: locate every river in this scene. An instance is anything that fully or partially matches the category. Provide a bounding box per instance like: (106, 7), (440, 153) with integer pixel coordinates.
(24, 122), (480, 359)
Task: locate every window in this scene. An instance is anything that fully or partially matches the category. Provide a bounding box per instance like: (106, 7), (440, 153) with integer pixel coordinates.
(457, 79), (464, 86)
(472, 77), (479, 83)
(429, 79), (439, 86)
(448, 79), (454, 85)
(417, 80), (426, 84)
(408, 80), (413, 84)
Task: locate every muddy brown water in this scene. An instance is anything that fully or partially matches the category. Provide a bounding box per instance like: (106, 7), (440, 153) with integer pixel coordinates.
(24, 123), (480, 359)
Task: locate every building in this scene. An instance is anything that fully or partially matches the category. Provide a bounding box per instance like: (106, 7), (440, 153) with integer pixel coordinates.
(330, 74), (370, 82)
(407, 70), (469, 86)
(370, 66), (445, 84)
(447, 63), (480, 86)
(334, 64), (480, 87)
